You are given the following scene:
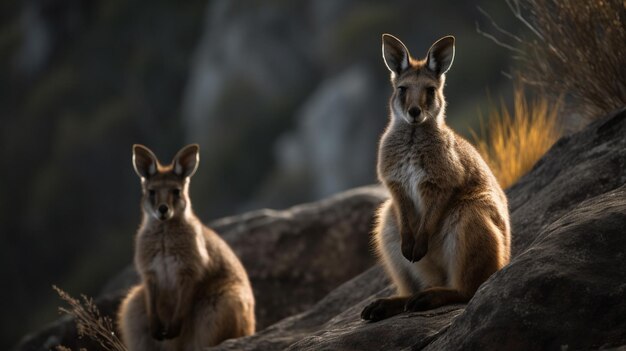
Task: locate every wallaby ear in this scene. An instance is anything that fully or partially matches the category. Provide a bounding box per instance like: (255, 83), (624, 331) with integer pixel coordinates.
(133, 144), (159, 179)
(382, 34), (411, 75)
(172, 144), (199, 178)
(426, 36), (455, 76)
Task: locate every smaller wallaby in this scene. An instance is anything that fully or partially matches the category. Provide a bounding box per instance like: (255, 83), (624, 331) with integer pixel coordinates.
(118, 144), (255, 350)
(361, 34), (511, 322)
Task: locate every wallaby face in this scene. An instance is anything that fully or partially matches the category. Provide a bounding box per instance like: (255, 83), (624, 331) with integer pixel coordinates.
(132, 144), (199, 222)
(382, 34), (455, 126)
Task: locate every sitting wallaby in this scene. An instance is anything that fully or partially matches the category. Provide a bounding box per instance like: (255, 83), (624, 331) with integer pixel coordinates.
(118, 144), (255, 350)
(361, 34), (511, 322)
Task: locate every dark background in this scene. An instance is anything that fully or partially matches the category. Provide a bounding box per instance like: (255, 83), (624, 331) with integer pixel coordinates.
(0, 0), (519, 348)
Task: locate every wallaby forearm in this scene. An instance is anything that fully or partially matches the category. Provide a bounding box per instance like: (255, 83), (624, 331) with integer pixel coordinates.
(416, 182), (454, 240)
(145, 275), (165, 340)
(145, 274), (158, 317)
(171, 274), (197, 326)
(387, 181), (418, 233)
(387, 181), (426, 262)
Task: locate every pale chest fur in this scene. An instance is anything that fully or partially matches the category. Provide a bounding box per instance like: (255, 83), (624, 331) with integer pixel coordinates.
(150, 255), (181, 289)
(387, 152), (426, 211)
(378, 122), (463, 210)
(137, 220), (209, 290)
(378, 126), (429, 212)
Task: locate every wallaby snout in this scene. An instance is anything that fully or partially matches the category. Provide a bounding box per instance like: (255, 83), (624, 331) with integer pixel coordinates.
(408, 107), (421, 121)
(144, 183), (184, 221)
(157, 204), (170, 220)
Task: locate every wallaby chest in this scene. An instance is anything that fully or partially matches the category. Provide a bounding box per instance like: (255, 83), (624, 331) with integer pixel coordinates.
(379, 127), (428, 210)
(137, 221), (208, 290)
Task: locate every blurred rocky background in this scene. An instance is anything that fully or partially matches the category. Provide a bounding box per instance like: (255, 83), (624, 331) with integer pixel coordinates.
(1, 0), (517, 348)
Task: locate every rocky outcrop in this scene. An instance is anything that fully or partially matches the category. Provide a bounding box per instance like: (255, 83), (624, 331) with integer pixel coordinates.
(212, 186), (387, 328)
(210, 107), (626, 351)
(428, 185), (626, 350)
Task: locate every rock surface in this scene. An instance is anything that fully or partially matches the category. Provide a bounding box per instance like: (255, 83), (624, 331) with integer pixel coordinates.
(15, 108), (626, 350)
(213, 107), (626, 350)
(212, 186), (387, 328)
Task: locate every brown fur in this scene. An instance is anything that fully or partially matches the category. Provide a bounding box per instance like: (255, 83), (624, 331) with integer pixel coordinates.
(361, 34), (510, 322)
(118, 144), (255, 350)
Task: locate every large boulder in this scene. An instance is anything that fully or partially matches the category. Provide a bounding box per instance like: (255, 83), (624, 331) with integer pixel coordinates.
(212, 186), (387, 328)
(210, 107), (626, 350)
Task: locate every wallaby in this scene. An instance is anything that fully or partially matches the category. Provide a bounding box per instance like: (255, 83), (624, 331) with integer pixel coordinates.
(118, 144), (255, 350)
(361, 34), (511, 322)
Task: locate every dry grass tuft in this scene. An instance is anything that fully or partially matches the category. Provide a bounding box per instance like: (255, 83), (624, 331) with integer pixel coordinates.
(471, 86), (562, 189)
(480, 0), (626, 122)
(53, 285), (127, 351)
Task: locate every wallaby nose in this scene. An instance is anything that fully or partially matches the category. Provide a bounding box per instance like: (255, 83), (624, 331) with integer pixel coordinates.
(158, 204), (169, 214)
(408, 107), (421, 119)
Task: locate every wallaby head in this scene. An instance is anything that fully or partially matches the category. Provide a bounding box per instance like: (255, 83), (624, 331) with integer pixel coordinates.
(132, 144), (199, 221)
(382, 34), (455, 126)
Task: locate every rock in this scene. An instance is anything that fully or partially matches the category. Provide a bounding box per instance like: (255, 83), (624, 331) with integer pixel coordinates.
(423, 107), (626, 350)
(210, 107), (626, 350)
(427, 184), (626, 351)
(212, 185), (387, 328)
(507, 107), (626, 255)
(14, 185), (387, 351)
(212, 266), (393, 351)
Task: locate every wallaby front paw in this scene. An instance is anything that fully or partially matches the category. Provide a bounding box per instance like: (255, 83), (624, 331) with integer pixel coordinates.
(361, 298), (403, 322)
(162, 320), (182, 340)
(150, 318), (166, 341)
(400, 234), (416, 261)
(404, 292), (432, 312)
(361, 299), (388, 322)
(411, 243), (427, 262)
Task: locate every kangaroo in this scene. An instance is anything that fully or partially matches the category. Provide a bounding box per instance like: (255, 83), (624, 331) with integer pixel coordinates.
(361, 34), (511, 322)
(118, 144), (255, 350)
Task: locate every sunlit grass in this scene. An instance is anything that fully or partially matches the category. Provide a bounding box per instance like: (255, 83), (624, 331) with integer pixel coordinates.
(471, 86), (562, 189)
(53, 285), (127, 351)
(480, 0), (625, 121)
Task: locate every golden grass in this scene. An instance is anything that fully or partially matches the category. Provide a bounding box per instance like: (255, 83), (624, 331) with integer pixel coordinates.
(480, 0), (625, 121)
(53, 285), (127, 351)
(471, 86), (562, 189)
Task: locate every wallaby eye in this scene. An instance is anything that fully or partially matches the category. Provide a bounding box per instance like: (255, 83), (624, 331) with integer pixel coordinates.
(397, 86), (407, 94)
(425, 86), (436, 106)
(172, 189), (181, 197)
(148, 189), (156, 197)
